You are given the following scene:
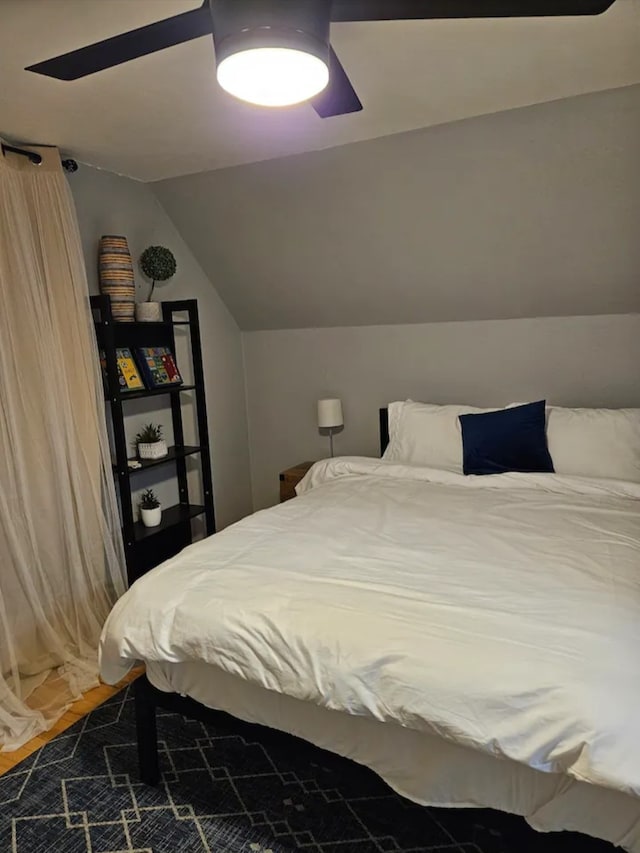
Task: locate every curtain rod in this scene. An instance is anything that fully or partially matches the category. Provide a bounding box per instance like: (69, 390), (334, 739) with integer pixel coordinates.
(1, 143), (42, 165)
(1, 142), (78, 172)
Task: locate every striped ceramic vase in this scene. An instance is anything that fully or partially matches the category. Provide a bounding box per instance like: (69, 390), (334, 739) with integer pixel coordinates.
(98, 235), (135, 322)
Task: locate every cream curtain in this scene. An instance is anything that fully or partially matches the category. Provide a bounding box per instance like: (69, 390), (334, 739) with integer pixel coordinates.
(0, 144), (127, 750)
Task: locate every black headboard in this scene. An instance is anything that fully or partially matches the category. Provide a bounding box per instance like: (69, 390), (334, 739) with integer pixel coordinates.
(379, 408), (389, 456)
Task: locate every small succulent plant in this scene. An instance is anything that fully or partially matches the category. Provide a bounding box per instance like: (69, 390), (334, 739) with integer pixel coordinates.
(140, 245), (176, 301)
(135, 423), (163, 444)
(140, 488), (160, 510)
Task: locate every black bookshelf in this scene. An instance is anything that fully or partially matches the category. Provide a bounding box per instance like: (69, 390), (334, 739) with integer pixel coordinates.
(91, 296), (216, 583)
(115, 384), (197, 401)
(112, 445), (202, 473)
(133, 503), (207, 542)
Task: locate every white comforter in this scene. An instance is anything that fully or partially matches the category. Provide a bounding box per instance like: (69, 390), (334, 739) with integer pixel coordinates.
(100, 458), (640, 798)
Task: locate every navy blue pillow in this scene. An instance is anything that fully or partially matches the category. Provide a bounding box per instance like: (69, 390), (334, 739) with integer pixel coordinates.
(459, 401), (554, 476)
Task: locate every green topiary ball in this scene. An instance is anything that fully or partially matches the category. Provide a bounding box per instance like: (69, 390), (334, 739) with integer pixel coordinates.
(140, 246), (176, 283)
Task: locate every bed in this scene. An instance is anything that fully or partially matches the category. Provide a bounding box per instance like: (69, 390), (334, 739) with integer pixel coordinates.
(100, 403), (640, 851)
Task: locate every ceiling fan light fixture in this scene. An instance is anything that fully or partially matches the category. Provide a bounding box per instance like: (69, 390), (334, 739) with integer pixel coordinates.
(217, 46), (329, 107)
(211, 2), (332, 108)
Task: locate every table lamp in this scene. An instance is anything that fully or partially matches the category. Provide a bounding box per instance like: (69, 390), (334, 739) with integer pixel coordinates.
(317, 398), (343, 458)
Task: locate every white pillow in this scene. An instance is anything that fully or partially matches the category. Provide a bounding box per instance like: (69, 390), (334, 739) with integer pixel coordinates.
(510, 403), (640, 482)
(549, 406), (640, 482)
(383, 400), (499, 473)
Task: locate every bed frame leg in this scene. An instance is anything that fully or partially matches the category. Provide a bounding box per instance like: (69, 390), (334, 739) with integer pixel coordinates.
(134, 676), (160, 786)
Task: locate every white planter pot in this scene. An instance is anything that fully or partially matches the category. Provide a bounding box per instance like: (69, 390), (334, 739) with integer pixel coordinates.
(140, 506), (162, 528)
(138, 439), (168, 460)
(135, 301), (162, 322)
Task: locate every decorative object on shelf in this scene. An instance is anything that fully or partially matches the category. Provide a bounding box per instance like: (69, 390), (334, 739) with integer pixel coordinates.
(127, 460), (142, 470)
(136, 346), (183, 388)
(135, 301), (162, 323)
(137, 245), (177, 322)
(135, 423), (168, 460)
(317, 398), (343, 458)
(99, 235), (135, 322)
(139, 489), (162, 528)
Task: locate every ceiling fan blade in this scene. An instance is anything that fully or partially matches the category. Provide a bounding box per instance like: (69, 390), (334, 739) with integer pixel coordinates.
(312, 46), (363, 118)
(331, 0), (616, 21)
(25, 3), (213, 80)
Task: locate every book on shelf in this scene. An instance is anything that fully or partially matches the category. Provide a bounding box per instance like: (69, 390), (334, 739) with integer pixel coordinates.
(116, 348), (145, 391)
(100, 348), (146, 392)
(136, 346), (183, 389)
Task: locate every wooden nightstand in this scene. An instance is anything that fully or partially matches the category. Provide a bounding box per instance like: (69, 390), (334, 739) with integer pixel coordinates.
(279, 461), (315, 503)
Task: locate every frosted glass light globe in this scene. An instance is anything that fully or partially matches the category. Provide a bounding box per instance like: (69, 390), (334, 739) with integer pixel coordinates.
(217, 47), (329, 107)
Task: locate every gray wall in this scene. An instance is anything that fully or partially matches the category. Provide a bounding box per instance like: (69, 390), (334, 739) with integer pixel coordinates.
(69, 165), (252, 529)
(243, 314), (640, 509)
(155, 84), (640, 331)
(71, 86), (640, 515)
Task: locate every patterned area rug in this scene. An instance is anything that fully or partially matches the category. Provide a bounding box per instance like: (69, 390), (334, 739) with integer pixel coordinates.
(0, 685), (615, 853)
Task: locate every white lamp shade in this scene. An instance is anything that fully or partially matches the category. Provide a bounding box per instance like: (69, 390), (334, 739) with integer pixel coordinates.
(317, 398), (343, 429)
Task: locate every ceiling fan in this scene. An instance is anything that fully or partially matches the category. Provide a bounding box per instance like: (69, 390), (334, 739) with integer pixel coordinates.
(26, 0), (616, 119)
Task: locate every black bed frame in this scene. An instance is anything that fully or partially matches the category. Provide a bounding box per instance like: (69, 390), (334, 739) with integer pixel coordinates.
(135, 675), (361, 785)
(135, 409), (391, 785)
(379, 407), (390, 455)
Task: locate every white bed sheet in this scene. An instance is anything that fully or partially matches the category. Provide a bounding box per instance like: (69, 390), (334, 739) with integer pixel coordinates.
(100, 457), (640, 850)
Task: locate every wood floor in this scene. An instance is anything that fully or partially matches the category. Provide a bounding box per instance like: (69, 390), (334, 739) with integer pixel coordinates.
(0, 668), (142, 777)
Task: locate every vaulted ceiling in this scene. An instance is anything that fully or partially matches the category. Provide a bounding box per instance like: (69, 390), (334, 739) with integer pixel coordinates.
(2, 2), (638, 331)
(1, 0), (639, 181)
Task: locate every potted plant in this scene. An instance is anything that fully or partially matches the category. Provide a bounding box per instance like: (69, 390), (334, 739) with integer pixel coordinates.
(135, 423), (168, 460)
(140, 488), (162, 528)
(136, 245), (177, 321)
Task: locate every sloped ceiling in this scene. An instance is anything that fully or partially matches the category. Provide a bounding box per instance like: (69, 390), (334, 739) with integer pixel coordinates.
(2, 2), (638, 331)
(0, 0), (639, 180)
(154, 85), (640, 330)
